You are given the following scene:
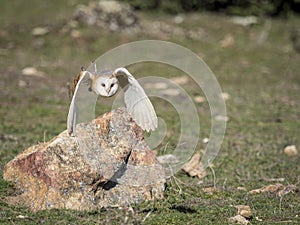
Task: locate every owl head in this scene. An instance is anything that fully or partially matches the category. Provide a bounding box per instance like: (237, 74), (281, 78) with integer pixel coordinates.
(92, 73), (119, 97)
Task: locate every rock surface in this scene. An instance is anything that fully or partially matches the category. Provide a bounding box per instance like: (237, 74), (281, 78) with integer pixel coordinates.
(3, 108), (165, 211)
(73, 0), (138, 31)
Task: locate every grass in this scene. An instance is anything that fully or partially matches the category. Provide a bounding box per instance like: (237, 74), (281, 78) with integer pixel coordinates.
(0, 0), (299, 224)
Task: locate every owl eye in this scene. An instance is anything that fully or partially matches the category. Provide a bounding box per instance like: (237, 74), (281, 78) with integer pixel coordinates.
(110, 83), (114, 88)
(101, 83), (105, 87)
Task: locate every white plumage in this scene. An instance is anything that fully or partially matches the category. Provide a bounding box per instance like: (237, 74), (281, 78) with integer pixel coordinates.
(67, 67), (157, 136)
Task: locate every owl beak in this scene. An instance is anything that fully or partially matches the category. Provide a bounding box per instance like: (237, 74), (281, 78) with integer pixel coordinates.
(105, 86), (112, 95)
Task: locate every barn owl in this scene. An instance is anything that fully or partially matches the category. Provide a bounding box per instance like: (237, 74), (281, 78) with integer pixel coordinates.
(67, 67), (158, 136)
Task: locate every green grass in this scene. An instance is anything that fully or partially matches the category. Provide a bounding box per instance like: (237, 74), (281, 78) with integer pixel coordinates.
(0, 1), (299, 224)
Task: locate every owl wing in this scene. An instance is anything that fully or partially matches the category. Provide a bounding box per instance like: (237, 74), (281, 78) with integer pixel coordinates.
(114, 67), (158, 132)
(67, 71), (92, 136)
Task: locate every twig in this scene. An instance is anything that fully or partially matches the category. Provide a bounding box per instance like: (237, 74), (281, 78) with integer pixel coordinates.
(279, 196), (283, 211)
(222, 178), (227, 189)
(261, 177), (285, 182)
(208, 164), (216, 188)
(162, 142), (169, 154)
(142, 209), (153, 223)
(43, 130), (46, 144)
(169, 166), (183, 195)
(67, 82), (72, 100)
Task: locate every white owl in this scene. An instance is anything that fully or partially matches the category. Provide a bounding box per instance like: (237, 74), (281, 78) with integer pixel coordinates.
(67, 67), (158, 136)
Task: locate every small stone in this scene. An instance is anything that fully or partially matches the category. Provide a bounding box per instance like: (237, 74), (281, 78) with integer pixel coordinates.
(237, 187), (247, 191)
(194, 96), (205, 103)
(32, 27), (49, 36)
(18, 80), (27, 88)
(71, 30), (81, 39)
(22, 67), (45, 78)
(202, 138), (209, 144)
(231, 16), (258, 27)
(182, 153), (207, 179)
(235, 205), (253, 219)
(170, 76), (189, 85)
(173, 15), (184, 24)
(215, 115), (229, 122)
(255, 217), (263, 222)
(202, 187), (217, 195)
(221, 92), (230, 100)
(162, 89), (180, 96)
(249, 183), (285, 194)
(220, 34), (235, 48)
(228, 215), (250, 225)
(284, 145), (297, 156)
(16, 215), (28, 219)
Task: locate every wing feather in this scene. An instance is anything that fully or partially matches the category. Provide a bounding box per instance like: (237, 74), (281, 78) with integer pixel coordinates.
(114, 68), (158, 132)
(67, 71), (92, 136)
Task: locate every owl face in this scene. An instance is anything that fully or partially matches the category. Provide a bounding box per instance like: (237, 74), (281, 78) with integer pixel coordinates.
(93, 75), (119, 97)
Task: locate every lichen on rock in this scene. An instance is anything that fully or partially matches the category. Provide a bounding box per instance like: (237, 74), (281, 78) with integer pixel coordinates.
(3, 108), (165, 211)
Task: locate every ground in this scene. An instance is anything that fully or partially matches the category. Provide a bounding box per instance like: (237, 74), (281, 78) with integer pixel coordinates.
(0, 0), (299, 224)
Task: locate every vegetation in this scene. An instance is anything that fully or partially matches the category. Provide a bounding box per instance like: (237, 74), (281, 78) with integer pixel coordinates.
(0, 0), (299, 224)
(123, 0), (300, 16)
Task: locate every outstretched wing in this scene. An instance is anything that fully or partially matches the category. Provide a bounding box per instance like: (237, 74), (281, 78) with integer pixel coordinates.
(67, 71), (92, 136)
(114, 67), (158, 132)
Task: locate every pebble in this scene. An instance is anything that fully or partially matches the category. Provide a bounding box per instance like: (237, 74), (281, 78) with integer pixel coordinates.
(215, 115), (229, 122)
(32, 27), (49, 36)
(284, 145), (297, 156)
(235, 205), (253, 219)
(194, 96), (205, 103)
(174, 15), (184, 24)
(231, 16), (258, 27)
(170, 76), (189, 85)
(228, 215), (249, 225)
(22, 67), (45, 78)
(221, 92), (230, 100)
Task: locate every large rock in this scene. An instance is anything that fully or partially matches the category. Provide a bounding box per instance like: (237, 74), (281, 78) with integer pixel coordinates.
(3, 108), (165, 211)
(73, 0), (138, 31)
